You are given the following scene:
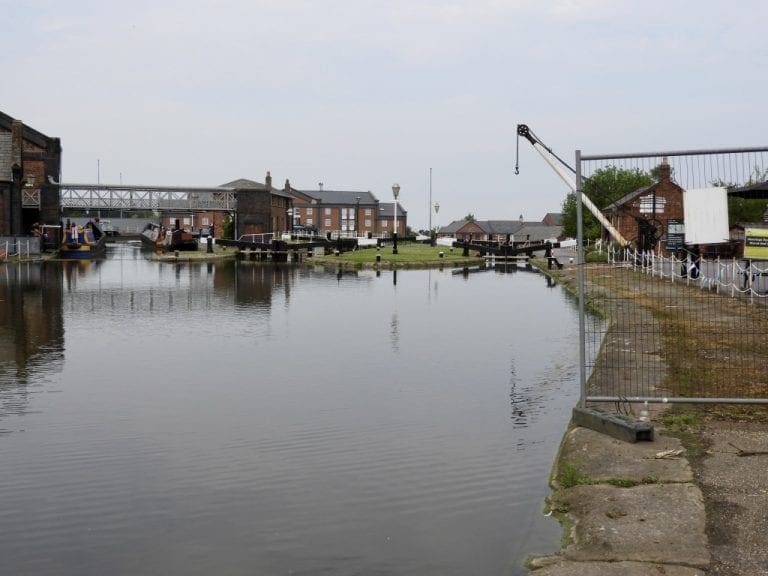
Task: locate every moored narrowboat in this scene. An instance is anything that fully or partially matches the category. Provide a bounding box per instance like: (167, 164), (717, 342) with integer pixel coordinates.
(58, 221), (108, 259)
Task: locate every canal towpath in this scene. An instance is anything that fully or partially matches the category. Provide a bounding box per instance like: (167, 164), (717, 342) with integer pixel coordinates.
(528, 254), (768, 576)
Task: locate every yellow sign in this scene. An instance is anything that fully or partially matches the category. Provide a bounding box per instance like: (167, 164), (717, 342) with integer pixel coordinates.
(744, 227), (768, 259)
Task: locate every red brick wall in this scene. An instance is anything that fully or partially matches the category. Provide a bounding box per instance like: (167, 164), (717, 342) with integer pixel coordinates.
(608, 164), (684, 255)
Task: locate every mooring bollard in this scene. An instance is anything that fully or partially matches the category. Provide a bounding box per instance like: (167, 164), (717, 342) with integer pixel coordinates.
(376, 253), (381, 263)
(206, 236), (213, 253)
(439, 251), (444, 258)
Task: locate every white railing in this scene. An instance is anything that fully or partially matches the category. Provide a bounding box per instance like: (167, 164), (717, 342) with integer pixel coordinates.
(604, 245), (768, 299)
(237, 233), (275, 244)
(0, 238), (42, 259)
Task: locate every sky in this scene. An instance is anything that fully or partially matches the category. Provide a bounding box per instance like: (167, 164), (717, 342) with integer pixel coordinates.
(3, 0), (767, 230)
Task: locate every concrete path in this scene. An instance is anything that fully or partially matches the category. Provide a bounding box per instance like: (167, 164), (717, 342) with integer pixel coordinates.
(529, 426), (709, 575)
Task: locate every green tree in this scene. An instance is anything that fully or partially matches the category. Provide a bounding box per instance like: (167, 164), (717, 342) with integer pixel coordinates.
(221, 213), (235, 239)
(561, 166), (653, 240)
(464, 213), (476, 222)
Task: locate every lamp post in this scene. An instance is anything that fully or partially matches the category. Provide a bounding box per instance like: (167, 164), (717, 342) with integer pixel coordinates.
(392, 183), (400, 254)
(356, 196), (361, 237)
(434, 202), (440, 238)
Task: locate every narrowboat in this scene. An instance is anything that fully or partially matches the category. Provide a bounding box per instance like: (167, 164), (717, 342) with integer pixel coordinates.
(140, 223), (198, 252)
(58, 221), (108, 259)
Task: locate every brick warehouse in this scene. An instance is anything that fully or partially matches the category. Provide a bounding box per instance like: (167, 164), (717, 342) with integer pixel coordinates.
(0, 111), (61, 236)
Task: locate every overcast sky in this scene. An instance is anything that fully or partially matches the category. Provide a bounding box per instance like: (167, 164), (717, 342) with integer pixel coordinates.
(3, 0), (767, 229)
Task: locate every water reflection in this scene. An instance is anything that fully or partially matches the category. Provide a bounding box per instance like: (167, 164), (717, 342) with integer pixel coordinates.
(0, 262), (64, 426)
(0, 246), (581, 576)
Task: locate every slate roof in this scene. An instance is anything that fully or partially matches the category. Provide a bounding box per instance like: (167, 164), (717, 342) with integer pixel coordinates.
(219, 178), (292, 198)
(438, 220), (465, 233)
(730, 180), (768, 199)
(0, 110), (55, 149)
(543, 212), (562, 225)
(220, 178), (267, 189)
(379, 202), (406, 217)
(438, 219), (560, 237)
(299, 189), (379, 205)
(603, 184), (655, 211)
(513, 224), (563, 242)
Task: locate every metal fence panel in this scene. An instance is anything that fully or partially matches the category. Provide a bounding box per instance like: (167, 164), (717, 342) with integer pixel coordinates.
(576, 146), (768, 405)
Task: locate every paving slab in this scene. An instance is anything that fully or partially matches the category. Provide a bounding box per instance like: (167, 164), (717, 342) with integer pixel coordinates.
(697, 422), (768, 575)
(529, 559), (705, 575)
(557, 426), (693, 483)
(550, 483), (708, 567)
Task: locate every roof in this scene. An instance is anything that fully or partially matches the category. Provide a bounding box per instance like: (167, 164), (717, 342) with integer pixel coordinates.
(514, 224), (563, 242)
(379, 202), (406, 217)
(219, 178), (291, 197)
(730, 180), (768, 199)
(543, 212), (562, 225)
(220, 178), (267, 189)
(439, 219), (551, 235)
(438, 220), (466, 233)
(299, 189), (379, 205)
(603, 183), (655, 211)
(0, 110), (58, 149)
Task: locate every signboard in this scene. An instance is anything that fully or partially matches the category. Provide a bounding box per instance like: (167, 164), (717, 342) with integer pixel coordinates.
(744, 227), (768, 259)
(666, 219), (685, 251)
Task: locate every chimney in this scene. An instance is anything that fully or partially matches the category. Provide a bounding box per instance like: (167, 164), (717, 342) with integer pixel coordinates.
(659, 157), (671, 182)
(265, 171), (272, 191)
(318, 182), (323, 191)
(284, 179), (290, 192)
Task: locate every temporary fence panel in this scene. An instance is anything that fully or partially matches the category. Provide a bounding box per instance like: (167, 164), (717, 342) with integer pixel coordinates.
(576, 145), (768, 406)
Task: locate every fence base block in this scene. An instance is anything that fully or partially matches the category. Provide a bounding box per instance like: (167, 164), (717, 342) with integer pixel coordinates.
(572, 407), (654, 443)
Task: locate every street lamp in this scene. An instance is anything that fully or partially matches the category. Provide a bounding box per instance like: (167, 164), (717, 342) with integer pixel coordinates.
(434, 202), (440, 242)
(356, 196), (361, 237)
(392, 183), (400, 254)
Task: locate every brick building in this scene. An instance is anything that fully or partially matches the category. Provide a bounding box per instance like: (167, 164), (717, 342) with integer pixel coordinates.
(218, 172), (292, 239)
(0, 111), (61, 236)
(603, 161), (684, 254)
(437, 218), (562, 245)
(288, 185), (406, 238)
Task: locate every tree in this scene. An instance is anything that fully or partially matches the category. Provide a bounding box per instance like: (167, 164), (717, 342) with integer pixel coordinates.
(464, 213), (476, 222)
(561, 166), (653, 240)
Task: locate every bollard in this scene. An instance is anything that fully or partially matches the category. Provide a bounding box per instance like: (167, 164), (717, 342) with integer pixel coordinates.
(439, 251), (444, 258)
(335, 249), (340, 257)
(174, 250), (179, 258)
(206, 236), (213, 254)
(376, 253), (381, 263)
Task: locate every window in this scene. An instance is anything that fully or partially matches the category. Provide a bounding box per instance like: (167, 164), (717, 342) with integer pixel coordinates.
(365, 219), (371, 228)
(325, 208), (331, 215)
(324, 218), (331, 227)
(183, 217), (191, 225)
(382, 220), (388, 228)
(202, 217), (210, 226)
(365, 208), (372, 216)
(639, 194), (666, 214)
(306, 207), (313, 215)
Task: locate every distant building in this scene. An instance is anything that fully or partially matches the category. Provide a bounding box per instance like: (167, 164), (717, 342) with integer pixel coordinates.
(437, 217), (562, 245)
(0, 111), (62, 235)
(288, 186), (406, 237)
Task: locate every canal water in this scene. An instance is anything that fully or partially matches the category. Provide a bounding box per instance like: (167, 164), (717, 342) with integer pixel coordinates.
(0, 244), (580, 576)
